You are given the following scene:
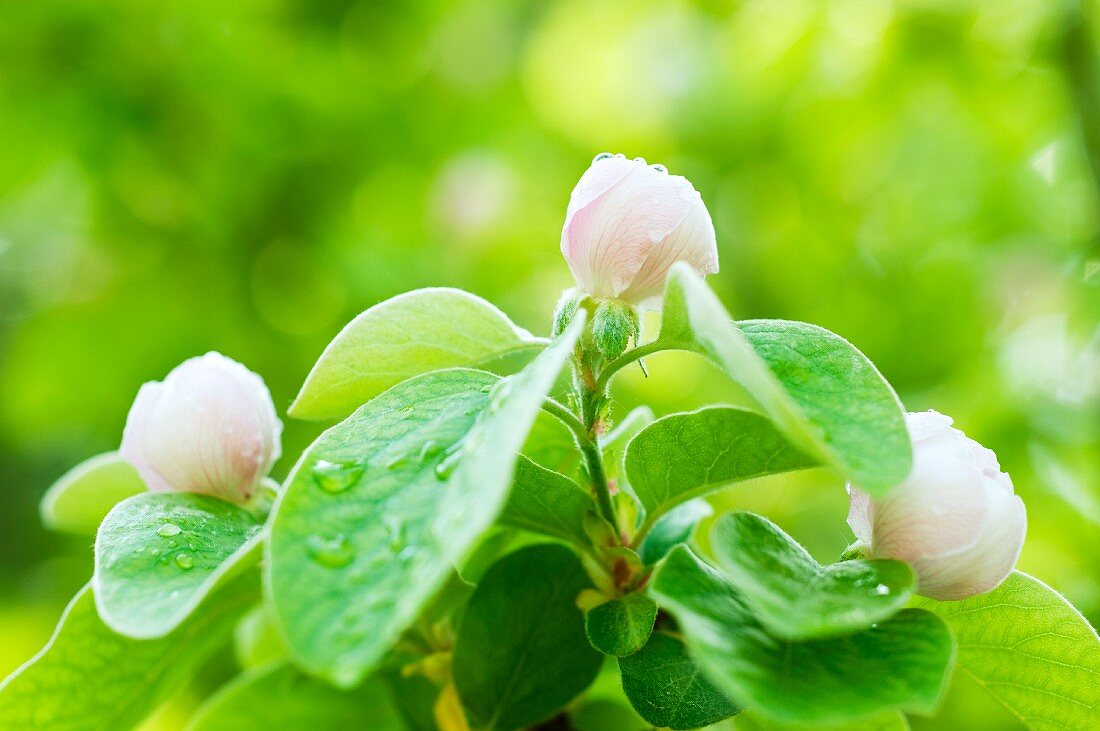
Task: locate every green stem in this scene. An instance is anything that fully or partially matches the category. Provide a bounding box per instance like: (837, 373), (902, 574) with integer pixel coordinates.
(581, 439), (617, 529)
(540, 398), (588, 443)
(1062, 1), (1100, 208)
(594, 340), (668, 394)
(631, 511), (661, 549)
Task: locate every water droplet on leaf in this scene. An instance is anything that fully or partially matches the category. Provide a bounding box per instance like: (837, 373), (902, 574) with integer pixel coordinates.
(308, 534), (355, 568)
(157, 523), (182, 538)
(174, 553), (195, 570)
(312, 459), (366, 494)
(874, 584), (890, 596)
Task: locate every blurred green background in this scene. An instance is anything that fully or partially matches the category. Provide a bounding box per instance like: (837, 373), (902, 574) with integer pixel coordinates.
(1, 0), (1098, 728)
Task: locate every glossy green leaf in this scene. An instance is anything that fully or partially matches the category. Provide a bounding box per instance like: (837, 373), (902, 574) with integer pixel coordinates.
(187, 662), (402, 731)
(654, 264), (910, 495)
(290, 287), (546, 420)
(618, 631), (740, 730)
(585, 593), (658, 657)
(625, 406), (817, 523)
(39, 451), (146, 535)
(638, 499), (712, 565)
(268, 318), (582, 687)
(916, 571), (1100, 729)
(94, 492), (263, 639)
(711, 512), (915, 640)
(0, 576), (257, 731)
(650, 547), (954, 723)
(500, 456), (596, 547)
(453, 544), (602, 731)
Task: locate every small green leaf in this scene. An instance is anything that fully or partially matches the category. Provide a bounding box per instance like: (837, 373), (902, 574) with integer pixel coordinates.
(600, 405), (655, 488)
(655, 264), (910, 495)
(39, 451), (146, 535)
(585, 593), (658, 657)
(711, 512), (915, 640)
(625, 406), (817, 523)
(187, 662), (402, 731)
(94, 492), (263, 639)
(618, 631), (740, 730)
(0, 576), (257, 731)
(453, 544), (603, 731)
(500, 456), (596, 547)
(637, 499), (712, 565)
(268, 318), (582, 687)
(650, 547), (954, 723)
(290, 287), (546, 420)
(233, 605), (287, 669)
(915, 571), (1100, 728)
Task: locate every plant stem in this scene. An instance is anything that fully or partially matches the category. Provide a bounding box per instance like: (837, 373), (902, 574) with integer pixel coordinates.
(581, 439), (617, 528)
(540, 397), (588, 443)
(593, 340), (667, 393)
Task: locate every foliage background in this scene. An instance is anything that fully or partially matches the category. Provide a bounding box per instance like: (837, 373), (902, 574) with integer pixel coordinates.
(0, 0), (1098, 728)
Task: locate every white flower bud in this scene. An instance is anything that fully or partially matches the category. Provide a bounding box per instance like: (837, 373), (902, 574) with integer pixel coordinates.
(120, 352), (282, 504)
(847, 410), (1026, 601)
(561, 153), (719, 310)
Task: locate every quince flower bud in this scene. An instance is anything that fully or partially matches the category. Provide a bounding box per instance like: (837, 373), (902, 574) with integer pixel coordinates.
(847, 410), (1026, 601)
(561, 153), (718, 310)
(120, 352), (282, 504)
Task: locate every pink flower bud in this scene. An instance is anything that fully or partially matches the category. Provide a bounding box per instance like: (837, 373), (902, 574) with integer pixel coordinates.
(120, 352), (282, 504)
(847, 410), (1027, 601)
(561, 153), (719, 310)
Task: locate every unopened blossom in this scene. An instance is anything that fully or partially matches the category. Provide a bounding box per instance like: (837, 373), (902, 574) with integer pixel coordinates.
(120, 352), (282, 504)
(560, 153), (718, 310)
(847, 410), (1026, 601)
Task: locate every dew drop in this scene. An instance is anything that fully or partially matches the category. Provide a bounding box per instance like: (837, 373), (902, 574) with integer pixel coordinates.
(311, 459), (366, 494)
(385, 454), (409, 470)
(651, 163), (667, 173)
(384, 516), (407, 552)
(874, 584), (890, 596)
(307, 534), (355, 568)
(633, 156), (647, 164)
(157, 523), (182, 538)
(592, 152), (615, 163)
(174, 553), (195, 570)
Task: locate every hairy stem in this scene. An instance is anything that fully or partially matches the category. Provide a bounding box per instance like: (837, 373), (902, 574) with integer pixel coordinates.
(593, 340), (667, 394)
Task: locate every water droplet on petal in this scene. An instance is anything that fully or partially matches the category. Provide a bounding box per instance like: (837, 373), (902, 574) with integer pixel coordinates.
(174, 553), (195, 570)
(307, 534), (355, 568)
(633, 156), (647, 164)
(157, 523), (182, 538)
(592, 152), (615, 164)
(651, 163), (667, 173)
(312, 458), (367, 494)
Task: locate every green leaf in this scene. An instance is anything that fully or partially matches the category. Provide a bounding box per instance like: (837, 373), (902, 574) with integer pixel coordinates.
(711, 512), (915, 640)
(585, 593), (659, 657)
(625, 406), (817, 524)
(268, 318), (582, 687)
(94, 492), (263, 639)
(233, 605), (287, 669)
(600, 405), (654, 487)
(915, 571), (1100, 729)
(637, 499), (712, 565)
(523, 408), (582, 476)
(650, 547), (954, 723)
(39, 451), (146, 535)
(500, 456), (596, 547)
(570, 698), (649, 731)
(655, 264), (910, 495)
(290, 287), (546, 420)
(618, 631), (740, 730)
(453, 544), (603, 731)
(0, 576), (257, 731)
(187, 661), (402, 731)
